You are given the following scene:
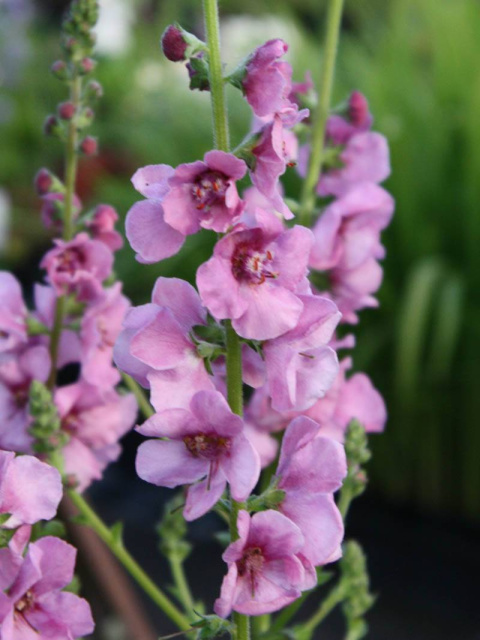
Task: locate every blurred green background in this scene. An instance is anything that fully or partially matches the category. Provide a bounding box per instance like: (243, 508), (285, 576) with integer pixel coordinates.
(1, 0), (478, 523)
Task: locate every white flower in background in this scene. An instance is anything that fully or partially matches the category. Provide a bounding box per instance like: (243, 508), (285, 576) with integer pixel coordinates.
(94, 0), (135, 56)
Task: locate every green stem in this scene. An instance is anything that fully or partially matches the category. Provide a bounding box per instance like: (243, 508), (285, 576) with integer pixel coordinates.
(225, 320), (243, 417)
(67, 489), (192, 631)
(298, 0), (345, 226)
(251, 614), (270, 637)
(203, 0), (229, 151)
(203, 2), (249, 639)
(269, 589), (311, 634)
(169, 553), (195, 616)
(47, 73), (82, 388)
(121, 372), (155, 419)
(300, 583), (345, 638)
(338, 483), (354, 520)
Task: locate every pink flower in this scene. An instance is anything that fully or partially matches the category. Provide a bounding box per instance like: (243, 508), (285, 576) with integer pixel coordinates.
(310, 184), (394, 271)
(243, 40), (294, 119)
(305, 359), (387, 441)
(0, 273), (27, 355)
(325, 91), (373, 145)
(215, 509), (315, 617)
(309, 184), (394, 323)
(126, 152), (247, 263)
(250, 118), (298, 219)
(80, 283), (130, 390)
(54, 382), (137, 492)
(197, 220), (313, 340)
(86, 204), (123, 251)
(40, 232), (113, 302)
(0, 537), (94, 638)
(33, 284), (82, 369)
(0, 345), (51, 453)
(113, 277), (215, 411)
(274, 416), (346, 565)
(40, 192), (82, 231)
(263, 294), (341, 412)
(0, 451), (62, 529)
(318, 132), (390, 197)
(136, 390), (260, 521)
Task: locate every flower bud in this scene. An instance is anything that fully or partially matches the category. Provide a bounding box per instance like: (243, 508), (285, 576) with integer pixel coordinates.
(85, 80), (103, 100)
(79, 57), (96, 74)
(80, 136), (98, 155)
(161, 25), (188, 62)
(348, 91), (373, 129)
(51, 59), (68, 80)
(43, 114), (62, 137)
(34, 168), (53, 195)
(58, 101), (76, 120)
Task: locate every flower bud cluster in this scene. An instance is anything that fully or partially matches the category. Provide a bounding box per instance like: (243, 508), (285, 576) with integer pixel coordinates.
(116, 33), (393, 620)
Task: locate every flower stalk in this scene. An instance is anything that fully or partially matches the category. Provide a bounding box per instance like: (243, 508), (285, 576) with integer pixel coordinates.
(298, 0), (345, 226)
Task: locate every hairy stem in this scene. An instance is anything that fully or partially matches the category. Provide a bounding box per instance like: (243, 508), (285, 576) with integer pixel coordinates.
(298, 0), (345, 225)
(203, 2), (249, 638)
(169, 553), (196, 616)
(300, 583), (345, 638)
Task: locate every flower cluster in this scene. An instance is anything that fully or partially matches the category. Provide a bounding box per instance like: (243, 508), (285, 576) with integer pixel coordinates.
(116, 34), (393, 618)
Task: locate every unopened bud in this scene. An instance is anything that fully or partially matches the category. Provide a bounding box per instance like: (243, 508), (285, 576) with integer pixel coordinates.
(58, 101), (76, 120)
(80, 136), (97, 155)
(34, 168), (53, 195)
(86, 80), (103, 100)
(348, 91), (372, 129)
(161, 24), (188, 62)
(79, 57), (96, 74)
(43, 114), (61, 137)
(51, 60), (68, 80)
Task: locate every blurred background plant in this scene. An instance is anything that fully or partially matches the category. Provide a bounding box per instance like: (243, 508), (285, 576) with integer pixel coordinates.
(0, 0), (478, 531)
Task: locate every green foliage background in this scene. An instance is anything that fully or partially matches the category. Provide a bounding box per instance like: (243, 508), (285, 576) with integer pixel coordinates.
(1, 0), (478, 519)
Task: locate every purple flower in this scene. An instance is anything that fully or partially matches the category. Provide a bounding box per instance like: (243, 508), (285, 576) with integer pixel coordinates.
(318, 132), (390, 197)
(80, 283), (130, 390)
(0, 536), (94, 638)
(243, 40), (294, 119)
(113, 277), (215, 411)
(136, 390), (260, 521)
(250, 117), (298, 219)
(197, 219), (313, 340)
(0, 451), (62, 528)
(54, 382), (137, 492)
(86, 204), (123, 251)
(126, 152), (247, 263)
(263, 294), (340, 411)
(0, 273), (27, 355)
(275, 416), (346, 566)
(309, 184), (394, 323)
(0, 345), (51, 453)
(40, 192), (82, 232)
(40, 232), (113, 302)
(215, 509), (315, 617)
(304, 358), (387, 441)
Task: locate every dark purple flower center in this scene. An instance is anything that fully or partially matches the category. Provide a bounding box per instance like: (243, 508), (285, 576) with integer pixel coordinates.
(183, 433), (230, 460)
(62, 412), (80, 434)
(238, 546), (265, 595)
(192, 171), (228, 210)
(57, 248), (85, 275)
(231, 242), (277, 285)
